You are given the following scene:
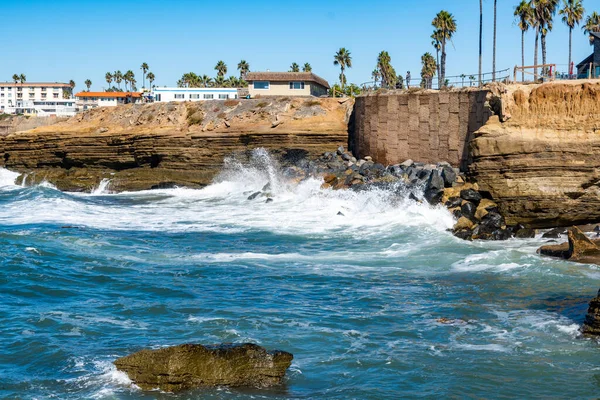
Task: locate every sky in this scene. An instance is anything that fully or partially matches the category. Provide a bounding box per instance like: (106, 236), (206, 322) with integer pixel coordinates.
(1, 0), (598, 91)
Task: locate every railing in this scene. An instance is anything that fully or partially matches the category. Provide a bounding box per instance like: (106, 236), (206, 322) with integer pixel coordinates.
(360, 68), (511, 91)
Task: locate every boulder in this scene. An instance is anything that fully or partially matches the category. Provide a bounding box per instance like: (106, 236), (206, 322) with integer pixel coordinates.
(440, 166), (456, 188)
(460, 189), (482, 205)
(445, 197), (463, 209)
(582, 290), (600, 336)
(542, 227), (566, 239)
(114, 343), (293, 392)
(537, 227), (600, 263)
(461, 202), (476, 221)
(247, 192), (261, 200)
(424, 170), (444, 205)
(454, 216), (475, 231)
(474, 199), (498, 220)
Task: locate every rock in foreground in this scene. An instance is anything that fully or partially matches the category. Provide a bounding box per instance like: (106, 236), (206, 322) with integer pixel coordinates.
(537, 227), (600, 264)
(114, 343), (293, 392)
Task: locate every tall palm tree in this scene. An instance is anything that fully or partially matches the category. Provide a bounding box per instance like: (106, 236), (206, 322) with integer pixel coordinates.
(289, 62), (300, 72)
(479, 0), (483, 86)
(531, 0), (559, 78)
(333, 47), (352, 92)
(19, 74), (26, 84)
(84, 79), (92, 91)
(371, 69), (380, 87)
(105, 72), (113, 90)
(214, 75), (226, 87)
(146, 72), (155, 89)
(420, 52), (437, 89)
(140, 62), (149, 89)
(215, 61), (227, 77)
(583, 11), (600, 43)
(515, 1), (534, 82)
(69, 80), (75, 97)
(124, 70), (135, 92)
(303, 63), (312, 72)
(377, 51), (397, 88)
(559, 0), (585, 76)
(431, 30), (442, 87)
(114, 70), (123, 90)
(237, 60), (250, 79)
(12, 74), (19, 85)
(493, 0), (497, 81)
(432, 10), (457, 87)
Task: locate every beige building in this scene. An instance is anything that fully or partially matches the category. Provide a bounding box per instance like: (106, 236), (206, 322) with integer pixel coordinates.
(246, 72), (329, 97)
(0, 82), (71, 114)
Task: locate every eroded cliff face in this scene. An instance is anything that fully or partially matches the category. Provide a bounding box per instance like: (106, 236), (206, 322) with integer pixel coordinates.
(0, 98), (352, 191)
(469, 81), (600, 228)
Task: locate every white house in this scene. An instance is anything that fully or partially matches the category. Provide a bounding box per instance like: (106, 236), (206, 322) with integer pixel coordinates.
(75, 92), (143, 111)
(0, 82), (72, 115)
(152, 87), (239, 102)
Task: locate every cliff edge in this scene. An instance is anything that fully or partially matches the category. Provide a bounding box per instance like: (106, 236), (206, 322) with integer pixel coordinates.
(469, 80), (600, 228)
(0, 98), (353, 191)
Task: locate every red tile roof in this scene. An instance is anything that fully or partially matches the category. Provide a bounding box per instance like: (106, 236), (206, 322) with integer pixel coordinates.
(76, 92), (142, 98)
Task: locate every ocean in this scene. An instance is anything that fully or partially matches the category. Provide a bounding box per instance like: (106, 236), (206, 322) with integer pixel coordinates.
(1, 149), (599, 399)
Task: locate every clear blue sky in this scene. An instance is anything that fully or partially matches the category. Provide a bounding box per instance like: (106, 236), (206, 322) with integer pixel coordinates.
(1, 0), (596, 91)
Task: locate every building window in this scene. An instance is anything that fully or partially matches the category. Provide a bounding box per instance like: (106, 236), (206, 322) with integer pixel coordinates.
(29, 93), (35, 98)
(218, 94), (229, 99)
(289, 82), (305, 90)
(156, 94), (161, 102)
(17, 93), (22, 98)
(17, 87), (22, 92)
(203, 94), (214, 99)
(0, 94), (3, 98)
(41, 93), (47, 99)
(253, 81), (269, 90)
(53, 93), (59, 98)
(41, 87), (46, 92)
(174, 94), (185, 99)
(190, 94), (200, 99)
(0, 87), (4, 91)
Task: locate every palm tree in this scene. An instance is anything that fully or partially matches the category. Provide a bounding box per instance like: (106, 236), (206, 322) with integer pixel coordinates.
(377, 51), (397, 88)
(105, 72), (113, 90)
(124, 70), (135, 92)
(114, 70), (123, 90)
(531, 0), (559, 78)
(431, 30), (442, 88)
(493, 0), (497, 81)
(432, 10), (457, 88)
(289, 62), (300, 72)
(19, 74), (26, 84)
(333, 48), (352, 92)
(84, 79), (92, 91)
(559, 0), (585, 76)
(237, 60), (250, 79)
(303, 63), (312, 72)
(146, 72), (155, 89)
(214, 75), (226, 87)
(479, 0), (483, 86)
(69, 80), (75, 97)
(515, 1), (534, 82)
(12, 74), (19, 86)
(420, 52), (437, 89)
(140, 62), (149, 89)
(201, 75), (213, 88)
(215, 61), (227, 77)
(371, 69), (380, 87)
(583, 11), (600, 43)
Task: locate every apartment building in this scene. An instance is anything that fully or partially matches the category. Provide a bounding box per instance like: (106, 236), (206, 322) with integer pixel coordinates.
(0, 82), (72, 114)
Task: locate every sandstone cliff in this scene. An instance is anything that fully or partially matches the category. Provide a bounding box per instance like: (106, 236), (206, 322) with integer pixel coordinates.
(0, 98), (352, 191)
(469, 81), (600, 228)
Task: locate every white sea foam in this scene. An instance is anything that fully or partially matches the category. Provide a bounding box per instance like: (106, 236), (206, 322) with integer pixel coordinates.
(0, 149), (455, 237)
(0, 167), (20, 187)
(92, 178), (112, 195)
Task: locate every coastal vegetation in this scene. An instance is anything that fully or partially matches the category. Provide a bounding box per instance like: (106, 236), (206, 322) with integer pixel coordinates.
(333, 48), (352, 92)
(420, 52), (437, 89)
(84, 79), (92, 91)
(431, 10), (457, 88)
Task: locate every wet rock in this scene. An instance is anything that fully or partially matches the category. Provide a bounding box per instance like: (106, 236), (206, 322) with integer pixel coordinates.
(453, 229), (473, 240)
(247, 192), (261, 200)
(454, 216), (475, 231)
(262, 182), (271, 192)
(341, 153), (352, 161)
(265, 198), (273, 203)
(445, 197), (463, 209)
(424, 170), (444, 205)
(514, 227), (537, 239)
(440, 166), (456, 188)
(337, 211), (345, 216)
(492, 228), (512, 241)
(461, 201), (476, 221)
(582, 290), (600, 336)
(480, 212), (504, 232)
(336, 146), (345, 155)
(114, 343), (293, 392)
(460, 189), (482, 205)
(538, 227), (600, 263)
(474, 199), (498, 220)
(542, 227), (566, 239)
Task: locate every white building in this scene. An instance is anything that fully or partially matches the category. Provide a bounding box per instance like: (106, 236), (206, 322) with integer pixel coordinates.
(75, 92), (143, 111)
(0, 82), (72, 115)
(5, 99), (78, 117)
(152, 87), (239, 102)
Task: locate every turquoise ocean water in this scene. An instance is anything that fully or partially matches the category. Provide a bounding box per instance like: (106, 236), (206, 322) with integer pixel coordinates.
(1, 150), (600, 399)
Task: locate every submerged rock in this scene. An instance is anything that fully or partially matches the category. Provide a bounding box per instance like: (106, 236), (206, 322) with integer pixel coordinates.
(114, 343), (293, 392)
(583, 290), (600, 336)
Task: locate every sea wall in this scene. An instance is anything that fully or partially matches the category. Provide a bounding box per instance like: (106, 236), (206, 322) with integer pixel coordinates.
(350, 90), (491, 171)
(469, 81), (600, 228)
(0, 98), (352, 191)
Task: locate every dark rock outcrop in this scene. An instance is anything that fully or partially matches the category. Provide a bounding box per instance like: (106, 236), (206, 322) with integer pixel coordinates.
(582, 290), (600, 336)
(114, 343), (293, 392)
(537, 227), (600, 264)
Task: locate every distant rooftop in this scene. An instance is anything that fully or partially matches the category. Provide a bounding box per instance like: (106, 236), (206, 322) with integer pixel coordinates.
(1, 82), (70, 87)
(245, 72), (330, 89)
(75, 92), (142, 98)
